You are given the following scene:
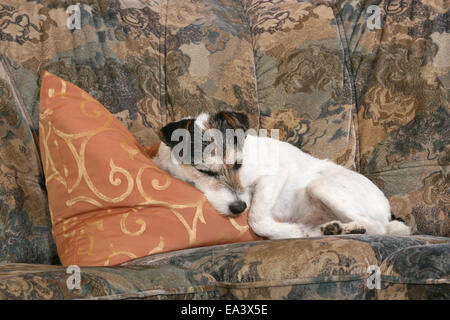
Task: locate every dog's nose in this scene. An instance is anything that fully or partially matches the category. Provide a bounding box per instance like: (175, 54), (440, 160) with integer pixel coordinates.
(229, 201), (247, 215)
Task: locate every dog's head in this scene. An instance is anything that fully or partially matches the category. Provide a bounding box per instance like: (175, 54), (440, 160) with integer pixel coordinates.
(158, 111), (251, 216)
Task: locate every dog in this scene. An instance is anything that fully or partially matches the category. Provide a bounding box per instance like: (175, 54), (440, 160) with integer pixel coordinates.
(152, 111), (411, 239)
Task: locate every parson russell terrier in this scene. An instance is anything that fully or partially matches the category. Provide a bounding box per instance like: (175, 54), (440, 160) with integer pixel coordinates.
(152, 111), (411, 239)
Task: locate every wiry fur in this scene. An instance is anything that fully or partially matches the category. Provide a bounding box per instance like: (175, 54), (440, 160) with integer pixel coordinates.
(153, 112), (411, 239)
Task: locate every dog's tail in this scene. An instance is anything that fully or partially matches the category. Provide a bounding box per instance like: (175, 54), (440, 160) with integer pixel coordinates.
(386, 214), (411, 236)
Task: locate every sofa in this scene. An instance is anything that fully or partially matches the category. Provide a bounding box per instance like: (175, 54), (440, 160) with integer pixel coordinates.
(0, 0), (448, 300)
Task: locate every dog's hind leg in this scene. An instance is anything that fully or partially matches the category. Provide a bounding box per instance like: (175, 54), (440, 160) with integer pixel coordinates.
(248, 177), (310, 239)
(306, 178), (387, 235)
(249, 215), (311, 239)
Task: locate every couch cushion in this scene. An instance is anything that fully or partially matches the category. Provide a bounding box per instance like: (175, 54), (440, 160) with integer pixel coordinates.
(0, 263), (217, 299)
(163, 0), (358, 169)
(39, 72), (261, 266)
(0, 235), (448, 299)
(124, 235), (450, 299)
(0, 0), (448, 268)
(0, 0), (167, 265)
(335, 0), (450, 236)
(378, 243), (450, 299)
(0, 59), (58, 264)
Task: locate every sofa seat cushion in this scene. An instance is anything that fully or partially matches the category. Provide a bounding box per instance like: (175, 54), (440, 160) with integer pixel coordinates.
(1, 235), (447, 300)
(378, 243), (450, 299)
(124, 235), (450, 300)
(0, 263), (217, 300)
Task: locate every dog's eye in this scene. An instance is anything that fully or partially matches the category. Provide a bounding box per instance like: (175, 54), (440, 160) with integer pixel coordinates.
(197, 169), (218, 177)
(233, 163), (242, 171)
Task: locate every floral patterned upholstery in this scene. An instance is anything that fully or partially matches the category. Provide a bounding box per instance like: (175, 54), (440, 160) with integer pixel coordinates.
(0, 0), (448, 299)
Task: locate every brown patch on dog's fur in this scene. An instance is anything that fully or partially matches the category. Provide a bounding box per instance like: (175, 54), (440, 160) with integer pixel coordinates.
(208, 111), (249, 132)
(184, 119), (194, 131)
(222, 112), (237, 129)
(182, 161), (244, 194)
(219, 164), (244, 192)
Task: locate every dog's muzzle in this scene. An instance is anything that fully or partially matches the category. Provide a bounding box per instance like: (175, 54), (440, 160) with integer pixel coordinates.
(229, 201), (247, 215)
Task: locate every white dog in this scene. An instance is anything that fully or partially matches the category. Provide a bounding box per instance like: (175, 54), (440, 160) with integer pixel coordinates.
(153, 111), (411, 239)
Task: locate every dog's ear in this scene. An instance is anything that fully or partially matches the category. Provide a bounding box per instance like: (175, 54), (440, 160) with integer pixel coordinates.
(212, 111), (249, 133)
(159, 118), (195, 148)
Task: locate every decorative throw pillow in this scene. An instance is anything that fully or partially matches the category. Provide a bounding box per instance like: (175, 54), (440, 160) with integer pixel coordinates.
(39, 72), (262, 266)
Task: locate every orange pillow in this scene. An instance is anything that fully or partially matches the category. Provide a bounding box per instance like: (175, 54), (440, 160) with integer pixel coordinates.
(39, 72), (262, 266)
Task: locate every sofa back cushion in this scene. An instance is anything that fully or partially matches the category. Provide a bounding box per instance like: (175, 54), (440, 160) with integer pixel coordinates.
(336, 1), (449, 236)
(163, 0), (358, 169)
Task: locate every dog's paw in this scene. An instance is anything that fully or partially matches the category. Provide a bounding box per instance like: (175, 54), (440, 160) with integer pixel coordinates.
(343, 222), (366, 234)
(320, 221), (343, 235)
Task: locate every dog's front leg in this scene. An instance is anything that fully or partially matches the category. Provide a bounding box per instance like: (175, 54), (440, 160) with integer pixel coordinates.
(248, 178), (308, 240)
